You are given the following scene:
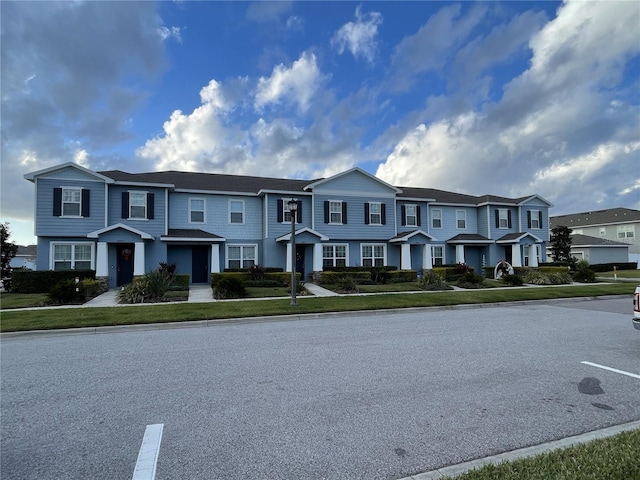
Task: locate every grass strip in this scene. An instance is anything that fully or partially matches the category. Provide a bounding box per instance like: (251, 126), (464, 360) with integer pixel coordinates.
(0, 283), (633, 332)
(441, 428), (640, 480)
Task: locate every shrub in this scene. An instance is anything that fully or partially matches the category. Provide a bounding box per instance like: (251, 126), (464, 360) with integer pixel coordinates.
(48, 279), (85, 304)
(334, 276), (359, 294)
(388, 270), (418, 283)
(170, 274), (190, 290)
(501, 274), (524, 286)
(573, 260), (596, 283)
(12, 269), (96, 293)
(456, 271), (485, 289)
(117, 278), (149, 304)
(249, 264), (266, 281)
(453, 263), (472, 275)
(214, 276), (246, 299)
(523, 270), (572, 285)
(417, 270), (453, 291)
(245, 279), (284, 287)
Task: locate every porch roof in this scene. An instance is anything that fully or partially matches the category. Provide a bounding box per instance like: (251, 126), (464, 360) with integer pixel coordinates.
(389, 229), (436, 243)
(160, 229), (226, 242)
(496, 232), (543, 243)
(447, 234), (493, 245)
(87, 223), (154, 240)
(276, 227), (329, 242)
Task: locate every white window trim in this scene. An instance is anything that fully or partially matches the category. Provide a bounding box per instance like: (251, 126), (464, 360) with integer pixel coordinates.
(456, 209), (467, 230)
(60, 186), (83, 218)
(599, 227), (606, 236)
(498, 209), (509, 229)
(432, 208), (442, 229)
(50, 242), (95, 270)
(322, 243), (348, 267)
(361, 243), (386, 267)
(369, 202), (382, 225)
(329, 200), (343, 225)
(189, 197), (206, 224)
(405, 204), (417, 227)
(129, 191), (148, 220)
(617, 225), (635, 239)
(431, 245), (445, 266)
(229, 199), (245, 225)
(282, 197), (298, 224)
(225, 244), (258, 269)
(530, 209), (541, 229)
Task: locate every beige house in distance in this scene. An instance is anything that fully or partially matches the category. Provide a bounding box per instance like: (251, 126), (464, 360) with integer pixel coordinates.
(549, 208), (640, 265)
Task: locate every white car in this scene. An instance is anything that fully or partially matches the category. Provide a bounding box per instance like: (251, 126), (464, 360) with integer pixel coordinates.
(634, 285), (640, 330)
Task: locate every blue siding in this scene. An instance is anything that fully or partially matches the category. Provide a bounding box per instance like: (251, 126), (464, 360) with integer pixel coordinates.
(487, 206), (519, 239)
(428, 206), (478, 240)
(311, 170), (397, 196)
(39, 166), (102, 182)
(107, 185), (166, 237)
(35, 178), (106, 237)
(265, 195), (313, 239)
(396, 201), (428, 234)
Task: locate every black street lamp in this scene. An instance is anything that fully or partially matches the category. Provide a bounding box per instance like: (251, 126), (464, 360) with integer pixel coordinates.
(288, 199), (298, 306)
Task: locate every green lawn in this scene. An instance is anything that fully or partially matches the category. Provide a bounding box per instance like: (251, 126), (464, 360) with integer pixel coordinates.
(0, 292), (50, 309)
(440, 428), (640, 480)
(0, 283), (633, 332)
(597, 269), (640, 279)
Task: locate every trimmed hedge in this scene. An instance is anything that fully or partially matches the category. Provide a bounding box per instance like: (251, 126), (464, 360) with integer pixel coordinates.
(317, 271), (372, 285)
(169, 274), (190, 290)
(211, 271), (299, 287)
(590, 262), (638, 272)
(11, 269), (96, 294)
(322, 266), (398, 272)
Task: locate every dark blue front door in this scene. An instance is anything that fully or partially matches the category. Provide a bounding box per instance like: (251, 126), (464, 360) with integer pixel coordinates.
(117, 244), (134, 286)
(192, 246), (209, 283)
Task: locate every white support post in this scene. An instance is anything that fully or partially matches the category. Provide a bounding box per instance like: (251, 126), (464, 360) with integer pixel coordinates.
(456, 245), (465, 264)
(401, 244), (411, 270)
(423, 245), (432, 270)
(285, 242), (293, 272)
(313, 243), (323, 272)
(96, 242), (108, 277)
(211, 244), (220, 273)
(511, 244), (522, 267)
(134, 242), (145, 276)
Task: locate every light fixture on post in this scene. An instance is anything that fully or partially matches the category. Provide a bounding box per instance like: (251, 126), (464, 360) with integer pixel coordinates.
(288, 198), (298, 306)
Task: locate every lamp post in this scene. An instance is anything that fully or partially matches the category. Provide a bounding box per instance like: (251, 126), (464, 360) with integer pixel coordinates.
(288, 199), (298, 306)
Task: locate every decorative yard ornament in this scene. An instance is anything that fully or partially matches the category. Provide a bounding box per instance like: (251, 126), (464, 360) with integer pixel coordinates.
(494, 260), (514, 279)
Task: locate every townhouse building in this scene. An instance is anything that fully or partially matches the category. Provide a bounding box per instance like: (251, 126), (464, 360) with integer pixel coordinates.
(25, 163), (552, 288)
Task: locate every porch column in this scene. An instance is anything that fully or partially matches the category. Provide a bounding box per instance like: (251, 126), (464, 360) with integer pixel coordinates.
(96, 242), (108, 277)
(511, 244), (522, 267)
(423, 244), (432, 270)
(529, 245), (539, 267)
(285, 242), (292, 272)
(211, 244), (220, 273)
(313, 243), (323, 271)
(401, 244), (411, 270)
(456, 245), (465, 264)
(134, 242), (145, 276)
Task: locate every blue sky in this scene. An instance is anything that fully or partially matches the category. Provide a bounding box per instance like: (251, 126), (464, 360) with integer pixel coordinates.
(1, 0), (639, 246)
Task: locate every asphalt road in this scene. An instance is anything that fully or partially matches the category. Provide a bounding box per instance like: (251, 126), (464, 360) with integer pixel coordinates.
(1, 297), (639, 480)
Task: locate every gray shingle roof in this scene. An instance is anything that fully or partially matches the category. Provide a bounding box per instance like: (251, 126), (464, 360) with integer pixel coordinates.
(570, 234), (630, 247)
(550, 208), (640, 228)
(164, 229), (224, 239)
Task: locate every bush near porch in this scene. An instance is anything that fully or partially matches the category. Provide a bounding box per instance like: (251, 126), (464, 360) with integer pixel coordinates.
(11, 269), (96, 293)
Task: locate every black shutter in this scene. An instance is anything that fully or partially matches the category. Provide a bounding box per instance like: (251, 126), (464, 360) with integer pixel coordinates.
(122, 192), (129, 219)
(296, 200), (302, 222)
(527, 211), (532, 228)
(495, 209), (499, 228)
(81, 189), (90, 217)
(342, 202), (347, 224)
(147, 193), (155, 220)
(277, 199), (284, 222)
(507, 210), (512, 228)
(538, 211), (543, 228)
(381, 203), (386, 225)
(53, 188), (62, 216)
(364, 203), (370, 224)
(324, 201), (329, 223)
(401, 205), (406, 226)
(416, 206), (421, 226)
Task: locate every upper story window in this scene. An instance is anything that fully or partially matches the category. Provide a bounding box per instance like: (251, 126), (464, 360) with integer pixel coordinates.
(496, 209), (511, 229)
(403, 205), (418, 227)
(527, 210), (542, 229)
(365, 202), (384, 225)
(129, 192), (147, 219)
(456, 210), (466, 229)
(432, 209), (442, 229)
(52, 242), (93, 270)
(361, 244), (385, 267)
(324, 200), (346, 224)
(278, 198), (302, 223)
(190, 198), (205, 223)
(229, 200), (244, 224)
(599, 227), (606, 236)
(53, 187), (90, 218)
(618, 225), (635, 239)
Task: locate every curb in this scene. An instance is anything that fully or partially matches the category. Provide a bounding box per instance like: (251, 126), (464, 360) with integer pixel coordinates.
(399, 420), (640, 479)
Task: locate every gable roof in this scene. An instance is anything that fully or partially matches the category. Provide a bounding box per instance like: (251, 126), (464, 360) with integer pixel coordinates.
(550, 208), (640, 228)
(25, 162), (114, 183)
(570, 233), (630, 248)
(304, 167), (402, 193)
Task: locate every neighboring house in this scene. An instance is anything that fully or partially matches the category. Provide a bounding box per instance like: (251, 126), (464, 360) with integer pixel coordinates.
(25, 162), (553, 288)
(550, 208), (640, 265)
(552, 234), (630, 265)
(9, 245), (37, 270)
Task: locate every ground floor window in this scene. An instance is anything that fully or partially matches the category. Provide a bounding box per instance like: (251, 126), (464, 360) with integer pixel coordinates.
(323, 244), (347, 268)
(431, 245), (444, 266)
(52, 243), (94, 270)
(361, 244), (385, 267)
(226, 244), (257, 269)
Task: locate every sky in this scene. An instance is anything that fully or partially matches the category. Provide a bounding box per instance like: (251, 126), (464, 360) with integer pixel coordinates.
(1, 0), (639, 246)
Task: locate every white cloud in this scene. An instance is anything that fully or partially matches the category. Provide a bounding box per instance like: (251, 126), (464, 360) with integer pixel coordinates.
(158, 25), (182, 43)
(377, 0), (640, 215)
(331, 6), (383, 64)
(254, 51), (328, 113)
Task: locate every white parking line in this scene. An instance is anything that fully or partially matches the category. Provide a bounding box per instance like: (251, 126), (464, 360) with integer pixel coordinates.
(132, 424), (164, 480)
(581, 361), (640, 380)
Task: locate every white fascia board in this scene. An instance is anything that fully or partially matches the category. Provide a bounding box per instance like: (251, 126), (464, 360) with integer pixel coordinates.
(258, 189), (312, 196)
(174, 188), (258, 196)
(304, 167), (402, 194)
(88, 223), (154, 240)
(398, 197), (437, 203)
(24, 161), (115, 183)
(113, 180), (174, 189)
(517, 195), (554, 207)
